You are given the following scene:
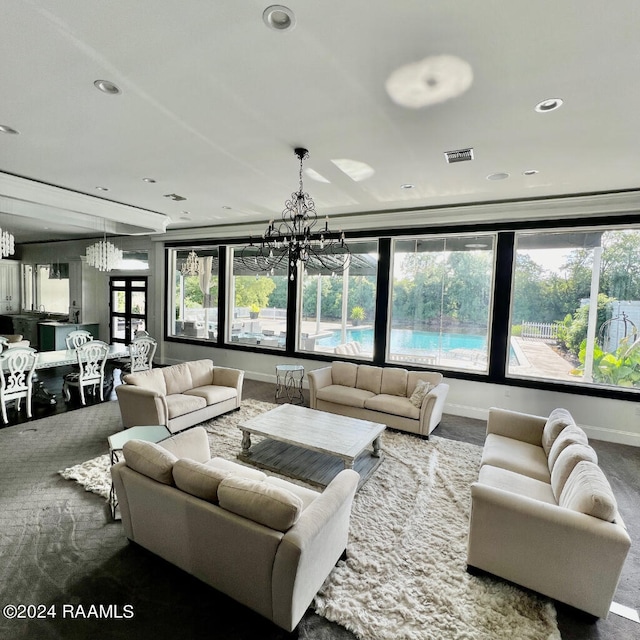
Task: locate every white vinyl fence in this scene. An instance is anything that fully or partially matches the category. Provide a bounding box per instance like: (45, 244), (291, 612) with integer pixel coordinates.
(521, 322), (559, 340)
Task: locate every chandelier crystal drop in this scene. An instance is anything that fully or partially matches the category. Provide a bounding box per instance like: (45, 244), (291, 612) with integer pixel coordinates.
(85, 237), (123, 272)
(240, 148), (350, 280)
(181, 249), (200, 276)
(0, 226), (15, 259)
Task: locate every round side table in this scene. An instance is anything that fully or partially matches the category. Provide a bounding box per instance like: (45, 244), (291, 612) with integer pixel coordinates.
(275, 364), (305, 405)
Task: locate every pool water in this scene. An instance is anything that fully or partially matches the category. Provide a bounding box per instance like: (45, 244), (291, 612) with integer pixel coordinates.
(317, 327), (487, 353)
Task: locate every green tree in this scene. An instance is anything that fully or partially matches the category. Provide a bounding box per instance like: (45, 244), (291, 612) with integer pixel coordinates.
(234, 276), (276, 308)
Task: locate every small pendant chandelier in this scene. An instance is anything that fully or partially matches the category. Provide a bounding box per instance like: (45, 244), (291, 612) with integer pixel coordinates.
(85, 233), (122, 272)
(239, 147), (350, 281)
(181, 249), (200, 276)
(0, 225), (15, 260)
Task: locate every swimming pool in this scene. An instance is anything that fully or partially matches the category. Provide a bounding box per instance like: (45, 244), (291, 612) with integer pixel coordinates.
(316, 327), (487, 353)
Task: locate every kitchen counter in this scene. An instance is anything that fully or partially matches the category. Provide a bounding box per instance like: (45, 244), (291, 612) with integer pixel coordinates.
(38, 322), (99, 351)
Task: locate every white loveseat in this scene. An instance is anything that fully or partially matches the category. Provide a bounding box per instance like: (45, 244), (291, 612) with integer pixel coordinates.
(467, 407), (631, 618)
(111, 427), (359, 632)
(115, 359), (243, 433)
(308, 362), (449, 438)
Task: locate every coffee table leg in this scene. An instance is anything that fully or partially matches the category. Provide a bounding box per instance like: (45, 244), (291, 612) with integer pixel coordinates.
(372, 436), (381, 458)
(241, 430), (252, 455)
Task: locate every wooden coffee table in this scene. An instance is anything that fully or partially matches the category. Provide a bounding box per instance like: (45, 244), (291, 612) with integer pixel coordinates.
(238, 404), (385, 489)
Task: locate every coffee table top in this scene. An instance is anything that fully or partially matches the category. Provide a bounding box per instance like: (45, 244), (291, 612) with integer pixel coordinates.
(239, 404), (385, 460)
(108, 425), (171, 451)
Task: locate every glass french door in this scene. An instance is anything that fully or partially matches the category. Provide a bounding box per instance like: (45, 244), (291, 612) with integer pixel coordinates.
(110, 276), (148, 344)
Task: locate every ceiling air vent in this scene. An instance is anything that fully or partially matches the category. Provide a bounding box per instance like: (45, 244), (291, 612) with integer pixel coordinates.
(444, 148), (474, 163)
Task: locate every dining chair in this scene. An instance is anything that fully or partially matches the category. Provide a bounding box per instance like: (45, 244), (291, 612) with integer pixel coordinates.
(0, 346), (38, 424)
(65, 330), (94, 350)
(62, 340), (109, 405)
(120, 335), (157, 374)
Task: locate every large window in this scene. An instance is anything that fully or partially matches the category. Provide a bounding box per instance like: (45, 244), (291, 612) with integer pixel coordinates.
(509, 228), (640, 391)
(388, 235), (496, 371)
(298, 240), (378, 359)
(225, 247), (288, 349)
(168, 248), (219, 341)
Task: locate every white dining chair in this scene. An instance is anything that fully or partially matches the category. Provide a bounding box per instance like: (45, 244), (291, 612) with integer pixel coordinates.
(0, 346), (38, 424)
(65, 330), (94, 350)
(62, 340), (109, 405)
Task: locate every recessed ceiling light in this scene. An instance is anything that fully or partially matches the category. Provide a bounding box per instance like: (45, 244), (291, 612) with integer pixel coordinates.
(222, 205), (232, 210)
(95, 186), (109, 191)
(262, 5), (296, 31)
(142, 177), (156, 183)
(401, 183), (415, 189)
(0, 124), (19, 134)
(486, 172), (510, 181)
(94, 79), (121, 95)
(534, 98), (563, 113)
(523, 169), (539, 176)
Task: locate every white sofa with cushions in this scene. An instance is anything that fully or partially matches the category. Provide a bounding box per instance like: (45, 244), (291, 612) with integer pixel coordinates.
(115, 359), (243, 433)
(111, 427), (359, 632)
(467, 407), (631, 619)
(308, 362), (449, 438)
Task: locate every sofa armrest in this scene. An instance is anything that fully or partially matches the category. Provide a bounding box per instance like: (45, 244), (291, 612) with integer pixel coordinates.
(419, 382), (450, 437)
(486, 407), (546, 445)
(271, 469), (359, 631)
(212, 366), (244, 401)
(467, 481), (631, 618)
(115, 384), (169, 428)
(307, 367), (333, 409)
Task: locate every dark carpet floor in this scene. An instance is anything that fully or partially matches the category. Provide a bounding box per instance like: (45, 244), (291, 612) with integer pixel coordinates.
(0, 373), (638, 639)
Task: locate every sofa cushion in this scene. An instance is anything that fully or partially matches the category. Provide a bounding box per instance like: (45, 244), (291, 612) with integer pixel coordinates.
(218, 476), (304, 532)
(173, 458), (228, 503)
(550, 443), (599, 500)
(381, 368), (408, 397)
(560, 461), (618, 522)
(206, 457), (267, 482)
(481, 433), (550, 482)
(187, 359), (214, 387)
(166, 393), (207, 419)
(160, 426), (210, 463)
(316, 385), (375, 408)
(542, 408), (575, 456)
(264, 476), (320, 510)
(364, 394), (420, 420)
(124, 368), (167, 396)
(478, 464), (557, 504)
(356, 365), (383, 394)
(407, 371), (443, 396)
(547, 424), (589, 469)
(163, 362), (194, 395)
(123, 439), (177, 485)
(409, 379), (434, 408)
(184, 385), (237, 405)
(331, 361), (358, 387)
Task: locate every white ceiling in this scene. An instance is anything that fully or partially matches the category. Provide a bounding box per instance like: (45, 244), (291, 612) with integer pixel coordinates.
(2, 1), (640, 245)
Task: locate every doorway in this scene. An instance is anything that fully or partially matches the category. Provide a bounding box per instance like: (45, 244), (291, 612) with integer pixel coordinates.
(110, 277), (148, 344)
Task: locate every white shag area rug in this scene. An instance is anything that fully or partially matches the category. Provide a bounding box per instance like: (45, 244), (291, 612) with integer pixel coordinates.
(59, 400), (560, 640)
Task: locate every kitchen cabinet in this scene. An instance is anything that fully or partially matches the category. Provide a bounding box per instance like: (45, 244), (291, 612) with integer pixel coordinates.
(0, 260), (20, 314)
(38, 322), (100, 351)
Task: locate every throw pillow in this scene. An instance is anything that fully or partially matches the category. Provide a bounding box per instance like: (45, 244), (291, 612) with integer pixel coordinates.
(123, 440), (177, 485)
(547, 423), (589, 470)
(550, 442), (598, 500)
(559, 461), (618, 522)
(541, 407), (575, 456)
(409, 379), (434, 408)
(173, 458), (229, 503)
(218, 476), (304, 532)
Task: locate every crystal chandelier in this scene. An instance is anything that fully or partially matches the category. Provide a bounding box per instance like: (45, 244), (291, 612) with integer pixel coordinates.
(85, 236), (123, 272)
(181, 250), (200, 276)
(240, 148), (350, 281)
(0, 226), (15, 260)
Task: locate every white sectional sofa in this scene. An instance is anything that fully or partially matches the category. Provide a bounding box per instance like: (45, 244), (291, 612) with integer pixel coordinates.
(308, 361), (449, 438)
(115, 359), (243, 433)
(111, 427), (359, 632)
(467, 407), (631, 618)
